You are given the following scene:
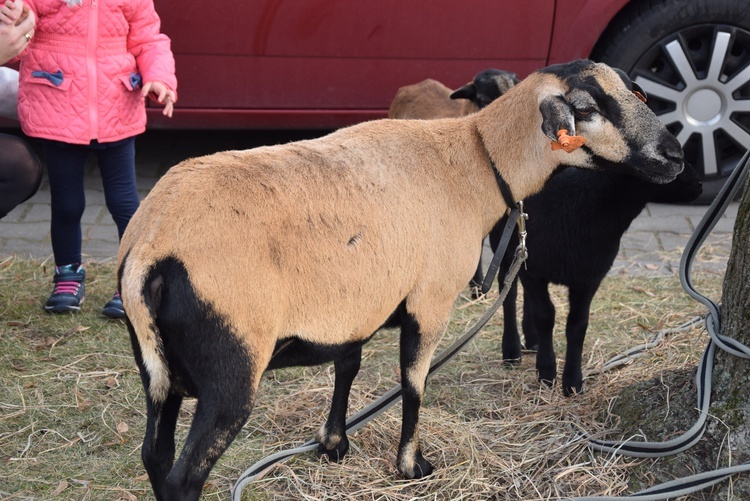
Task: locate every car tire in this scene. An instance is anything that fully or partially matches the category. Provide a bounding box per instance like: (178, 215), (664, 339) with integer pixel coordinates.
(592, 0), (750, 203)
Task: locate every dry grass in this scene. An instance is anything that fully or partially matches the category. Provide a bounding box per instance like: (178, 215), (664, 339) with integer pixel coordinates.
(0, 256), (724, 500)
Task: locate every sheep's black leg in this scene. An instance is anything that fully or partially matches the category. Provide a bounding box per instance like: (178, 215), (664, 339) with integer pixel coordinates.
(128, 322), (183, 500)
(396, 310), (443, 479)
(469, 259), (484, 299)
(501, 276), (523, 364)
(162, 391), (253, 501)
(521, 284), (539, 351)
(141, 392), (183, 501)
(523, 277), (557, 385)
(160, 337), (255, 501)
(561, 286), (596, 396)
(317, 345), (362, 462)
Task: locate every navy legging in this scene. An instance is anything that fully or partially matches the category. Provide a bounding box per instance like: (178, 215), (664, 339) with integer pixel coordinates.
(43, 137), (139, 266)
(0, 133), (42, 219)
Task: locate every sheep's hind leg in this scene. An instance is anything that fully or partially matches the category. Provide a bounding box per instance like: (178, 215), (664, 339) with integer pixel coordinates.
(523, 277), (557, 386)
(163, 390), (254, 500)
(129, 321), (184, 500)
(156, 324), (257, 499)
(317, 345), (362, 462)
(141, 391), (183, 501)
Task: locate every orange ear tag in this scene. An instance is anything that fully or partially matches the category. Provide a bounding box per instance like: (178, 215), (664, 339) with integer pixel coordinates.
(551, 129), (586, 153)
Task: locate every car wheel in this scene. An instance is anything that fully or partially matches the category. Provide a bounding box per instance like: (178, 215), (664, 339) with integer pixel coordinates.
(593, 0), (750, 203)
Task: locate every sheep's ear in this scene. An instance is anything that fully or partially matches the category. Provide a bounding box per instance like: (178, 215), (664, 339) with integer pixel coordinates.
(450, 83), (477, 101)
(613, 67), (648, 103)
(539, 95), (576, 141)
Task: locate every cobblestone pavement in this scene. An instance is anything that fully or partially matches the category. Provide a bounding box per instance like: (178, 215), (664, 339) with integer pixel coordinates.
(0, 129), (739, 280)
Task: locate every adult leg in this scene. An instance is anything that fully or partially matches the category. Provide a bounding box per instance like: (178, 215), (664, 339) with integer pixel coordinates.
(0, 133), (42, 219)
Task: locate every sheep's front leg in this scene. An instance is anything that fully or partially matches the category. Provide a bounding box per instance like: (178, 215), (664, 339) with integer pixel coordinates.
(521, 284), (540, 351)
(501, 276), (523, 364)
(561, 286), (597, 396)
(396, 310), (445, 479)
(317, 345), (362, 462)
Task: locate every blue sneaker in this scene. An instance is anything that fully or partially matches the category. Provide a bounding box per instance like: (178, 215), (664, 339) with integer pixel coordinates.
(45, 264), (85, 313)
(102, 292), (125, 319)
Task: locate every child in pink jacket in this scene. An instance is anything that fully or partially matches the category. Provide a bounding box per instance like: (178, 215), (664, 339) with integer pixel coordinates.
(1, 0), (177, 318)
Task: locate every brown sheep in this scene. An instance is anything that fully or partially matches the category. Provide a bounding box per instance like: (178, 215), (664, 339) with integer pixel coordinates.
(117, 60), (684, 500)
(387, 68), (519, 119)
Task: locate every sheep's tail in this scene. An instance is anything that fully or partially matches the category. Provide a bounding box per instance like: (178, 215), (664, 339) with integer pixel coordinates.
(120, 251), (170, 404)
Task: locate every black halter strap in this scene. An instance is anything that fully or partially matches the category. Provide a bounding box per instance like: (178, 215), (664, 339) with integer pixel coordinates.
(475, 129), (524, 295)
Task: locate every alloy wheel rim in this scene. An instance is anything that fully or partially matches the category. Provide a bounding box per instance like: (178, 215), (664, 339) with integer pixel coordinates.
(631, 25), (750, 180)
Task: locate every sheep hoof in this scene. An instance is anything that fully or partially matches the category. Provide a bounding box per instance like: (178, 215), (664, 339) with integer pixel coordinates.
(503, 358), (521, 368)
(399, 453), (434, 479)
(539, 377), (555, 389)
(524, 343), (538, 352)
(317, 440), (349, 463)
(563, 384), (583, 398)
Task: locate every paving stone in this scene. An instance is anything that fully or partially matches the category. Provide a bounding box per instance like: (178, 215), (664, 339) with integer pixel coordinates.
(22, 203), (51, 223)
(628, 214), (693, 233)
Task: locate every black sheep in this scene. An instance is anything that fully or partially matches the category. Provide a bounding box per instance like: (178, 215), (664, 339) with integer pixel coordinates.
(491, 164), (702, 396)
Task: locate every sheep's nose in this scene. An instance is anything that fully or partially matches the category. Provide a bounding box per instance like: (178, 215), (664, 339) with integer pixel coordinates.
(659, 134), (684, 165)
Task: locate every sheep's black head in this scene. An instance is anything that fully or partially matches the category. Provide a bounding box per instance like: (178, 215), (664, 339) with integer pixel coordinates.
(537, 60), (684, 184)
(450, 69), (520, 109)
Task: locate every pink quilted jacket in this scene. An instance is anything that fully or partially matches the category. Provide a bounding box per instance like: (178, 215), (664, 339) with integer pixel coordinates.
(18, 0), (177, 144)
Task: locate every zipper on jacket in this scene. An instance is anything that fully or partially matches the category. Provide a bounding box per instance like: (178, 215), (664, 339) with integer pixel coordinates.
(87, 0), (99, 140)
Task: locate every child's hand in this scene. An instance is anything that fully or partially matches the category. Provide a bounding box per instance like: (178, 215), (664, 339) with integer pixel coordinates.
(141, 81), (176, 117)
(0, 0), (23, 25)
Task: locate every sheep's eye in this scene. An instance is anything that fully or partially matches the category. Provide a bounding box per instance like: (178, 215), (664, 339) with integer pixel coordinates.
(575, 107), (596, 118)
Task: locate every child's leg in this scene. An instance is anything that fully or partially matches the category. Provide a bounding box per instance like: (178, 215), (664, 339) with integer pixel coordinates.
(43, 139), (88, 266)
(95, 137), (138, 239)
(0, 133), (42, 219)
(96, 137), (137, 319)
